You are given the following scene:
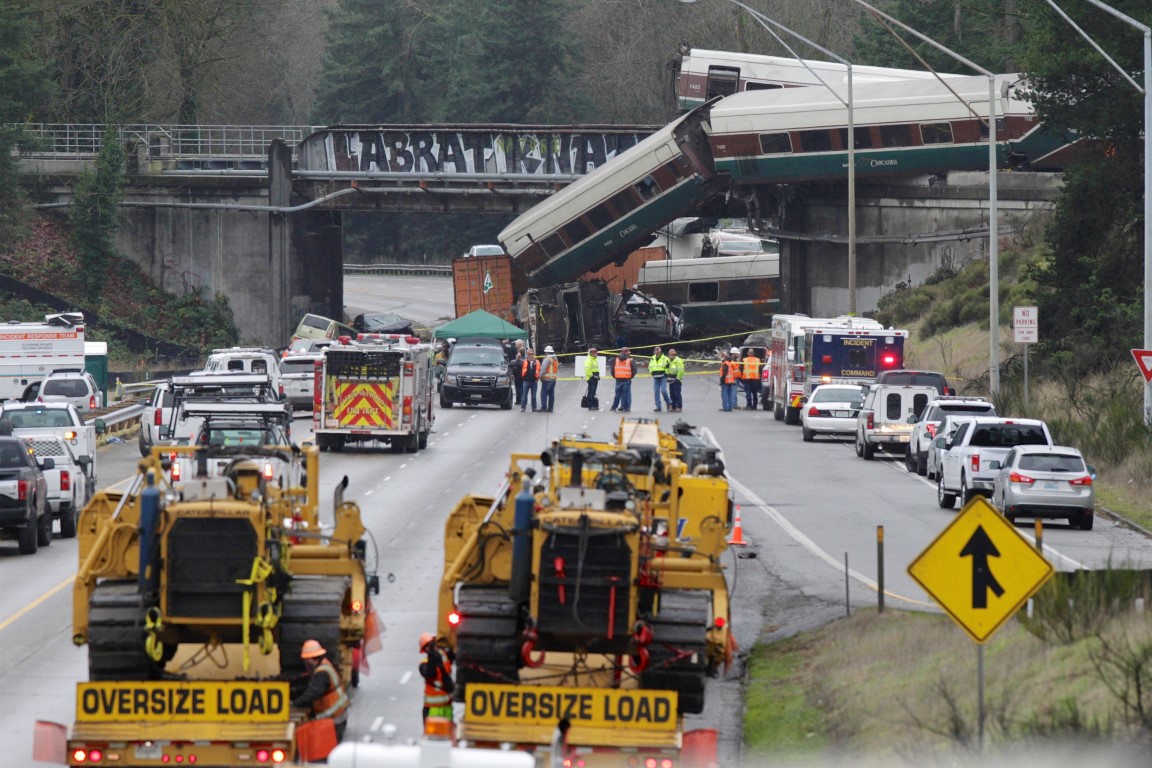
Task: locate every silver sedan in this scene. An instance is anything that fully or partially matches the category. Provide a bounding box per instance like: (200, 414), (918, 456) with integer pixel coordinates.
(990, 445), (1095, 530)
(801, 385), (866, 442)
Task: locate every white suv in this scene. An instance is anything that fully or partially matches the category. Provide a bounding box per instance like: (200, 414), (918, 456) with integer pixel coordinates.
(855, 384), (936, 460)
(40, 369), (103, 414)
(905, 397), (996, 475)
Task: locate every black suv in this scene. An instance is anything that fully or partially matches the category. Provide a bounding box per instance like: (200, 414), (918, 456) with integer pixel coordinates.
(440, 341), (514, 409)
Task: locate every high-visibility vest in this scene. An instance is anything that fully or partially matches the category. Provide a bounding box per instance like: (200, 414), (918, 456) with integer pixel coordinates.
(721, 360), (738, 385)
(742, 355), (761, 379)
(541, 356), (558, 380)
(613, 358), (634, 379)
(667, 357), (685, 381)
(649, 354), (669, 376)
(423, 654), (454, 708)
(310, 658), (350, 721)
(584, 355), (599, 380)
(521, 359), (540, 378)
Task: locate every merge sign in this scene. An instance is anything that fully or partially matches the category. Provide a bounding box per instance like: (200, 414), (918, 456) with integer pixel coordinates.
(1013, 306), (1038, 344)
(908, 496), (1053, 643)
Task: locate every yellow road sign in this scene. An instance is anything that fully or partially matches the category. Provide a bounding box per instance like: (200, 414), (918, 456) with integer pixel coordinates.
(908, 495), (1053, 643)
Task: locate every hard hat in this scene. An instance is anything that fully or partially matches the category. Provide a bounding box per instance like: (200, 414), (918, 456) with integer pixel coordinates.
(300, 639), (326, 659)
(588, 347), (597, 353)
(544, 346), (555, 354)
(419, 632), (435, 651)
(730, 347), (740, 355)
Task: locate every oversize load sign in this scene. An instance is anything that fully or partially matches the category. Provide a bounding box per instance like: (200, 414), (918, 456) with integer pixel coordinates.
(466, 684), (677, 731)
(76, 681), (289, 723)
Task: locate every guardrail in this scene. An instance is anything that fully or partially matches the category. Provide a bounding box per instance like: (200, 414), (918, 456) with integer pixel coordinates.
(86, 403), (145, 438)
(16, 123), (313, 163)
(344, 263), (452, 276)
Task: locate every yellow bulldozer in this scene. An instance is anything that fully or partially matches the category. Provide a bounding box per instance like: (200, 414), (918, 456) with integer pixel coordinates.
(72, 443), (380, 687)
(438, 418), (732, 714)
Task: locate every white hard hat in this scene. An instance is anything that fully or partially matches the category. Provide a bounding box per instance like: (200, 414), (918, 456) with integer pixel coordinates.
(544, 346), (555, 354)
(730, 347), (740, 355)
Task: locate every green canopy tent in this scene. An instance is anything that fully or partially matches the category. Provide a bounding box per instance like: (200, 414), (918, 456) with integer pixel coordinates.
(432, 310), (528, 341)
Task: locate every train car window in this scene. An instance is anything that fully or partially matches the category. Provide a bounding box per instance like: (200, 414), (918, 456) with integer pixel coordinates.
(836, 127), (874, 149)
(705, 66), (740, 100)
(562, 218), (592, 244)
(586, 204), (614, 231)
(920, 123), (954, 144)
(609, 189), (639, 216)
(688, 282), (719, 302)
(745, 82), (784, 92)
(634, 176), (660, 201)
(879, 125), (915, 148)
(540, 233), (567, 258)
(797, 130), (834, 152)
(758, 133), (792, 154)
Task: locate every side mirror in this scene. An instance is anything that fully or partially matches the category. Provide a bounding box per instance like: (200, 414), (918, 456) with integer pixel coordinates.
(77, 455), (92, 467)
(1087, 464), (1097, 480)
(907, 414), (918, 423)
(40, 458), (55, 471)
(94, 419), (107, 436)
(933, 436), (947, 448)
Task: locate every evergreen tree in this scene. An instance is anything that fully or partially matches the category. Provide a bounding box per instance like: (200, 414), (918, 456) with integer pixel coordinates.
(70, 127), (124, 302)
(0, 1), (50, 243)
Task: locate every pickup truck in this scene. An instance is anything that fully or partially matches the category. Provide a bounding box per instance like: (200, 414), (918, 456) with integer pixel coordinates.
(0, 435), (50, 554)
(935, 416), (1054, 508)
(24, 434), (90, 538)
(0, 402), (96, 489)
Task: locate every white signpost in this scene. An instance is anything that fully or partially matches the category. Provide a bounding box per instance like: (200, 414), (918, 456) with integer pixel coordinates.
(1014, 306), (1038, 407)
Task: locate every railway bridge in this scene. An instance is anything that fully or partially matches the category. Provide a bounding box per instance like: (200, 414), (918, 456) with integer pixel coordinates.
(16, 123), (1060, 345)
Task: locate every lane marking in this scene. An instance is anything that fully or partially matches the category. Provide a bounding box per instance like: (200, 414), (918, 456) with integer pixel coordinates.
(0, 576), (72, 633)
(371, 716), (384, 732)
(400, 671), (412, 685)
(365, 490), (374, 496)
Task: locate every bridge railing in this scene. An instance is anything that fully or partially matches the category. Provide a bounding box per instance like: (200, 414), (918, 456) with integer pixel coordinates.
(344, 263), (452, 276)
(17, 123), (315, 164)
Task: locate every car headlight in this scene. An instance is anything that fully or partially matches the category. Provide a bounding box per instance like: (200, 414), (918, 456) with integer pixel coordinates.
(445, 374), (458, 385)
(497, 376), (510, 385)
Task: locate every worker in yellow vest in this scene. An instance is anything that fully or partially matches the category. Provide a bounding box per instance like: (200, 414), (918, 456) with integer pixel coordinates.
(666, 348), (685, 412)
(649, 345), (671, 412)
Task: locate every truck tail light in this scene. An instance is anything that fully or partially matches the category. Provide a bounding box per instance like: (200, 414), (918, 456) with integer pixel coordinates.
(1009, 471), (1035, 485)
(926, 423), (937, 437)
(865, 412), (874, 430)
(154, 409), (163, 426)
(17, 480), (27, 500)
(61, 471), (70, 491)
(881, 351), (899, 367)
(171, 461), (181, 482)
(89, 394), (97, 410)
(1068, 475), (1093, 486)
(72, 748), (103, 763)
(263, 463), (274, 480)
(970, 454), (980, 472)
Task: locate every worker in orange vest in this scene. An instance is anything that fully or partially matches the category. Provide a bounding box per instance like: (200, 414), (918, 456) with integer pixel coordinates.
(293, 639), (350, 741)
(741, 348), (762, 410)
(609, 347), (636, 413)
(719, 348), (740, 412)
(419, 632), (455, 723)
(520, 349), (541, 412)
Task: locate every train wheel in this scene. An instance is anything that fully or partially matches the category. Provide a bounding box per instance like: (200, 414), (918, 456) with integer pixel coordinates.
(640, 590), (709, 715)
(454, 586), (521, 699)
(88, 581), (159, 681)
(279, 577), (349, 682)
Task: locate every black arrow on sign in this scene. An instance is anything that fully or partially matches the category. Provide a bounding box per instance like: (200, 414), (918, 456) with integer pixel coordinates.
(960, 525), (1005, 609)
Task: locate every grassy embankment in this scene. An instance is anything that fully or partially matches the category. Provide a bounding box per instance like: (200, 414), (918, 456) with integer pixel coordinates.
(742, 224), (1152, 763)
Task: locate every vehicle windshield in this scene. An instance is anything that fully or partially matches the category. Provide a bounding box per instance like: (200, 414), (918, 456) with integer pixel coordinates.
(970, 424), (1048, 447)
(940, 403), (994, 415)
(1018, 454), (1085, 473)
(451, 350), (505, 366)
(810, 388), (863, 406)
(0, 408), (76, 429)
(280, 359), (316, 374)
(202, 428), (278, 447)
(43, 379), (88, 398)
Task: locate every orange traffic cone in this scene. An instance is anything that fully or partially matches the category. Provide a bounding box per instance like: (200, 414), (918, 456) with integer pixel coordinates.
(727, 504), (746, 546)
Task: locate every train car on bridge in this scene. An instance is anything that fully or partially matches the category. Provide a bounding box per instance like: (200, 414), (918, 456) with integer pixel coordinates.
(500, 73), (1069, 289)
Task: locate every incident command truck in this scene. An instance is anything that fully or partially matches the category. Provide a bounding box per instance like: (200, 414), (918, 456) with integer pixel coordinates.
(313, 335), (434, 453)
(803, 322), (907, 393)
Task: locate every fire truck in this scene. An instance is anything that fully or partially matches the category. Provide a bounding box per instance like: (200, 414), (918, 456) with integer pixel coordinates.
(312, 335), (434, 453)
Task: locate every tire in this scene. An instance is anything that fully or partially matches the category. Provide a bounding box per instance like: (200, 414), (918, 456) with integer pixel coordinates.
(138, 429), (151, 458)
(88, 581), (158, 680)
(937, 474), (957, 509)
(773, 401), (784, 421)
(280, 577), (349, 682)
(862, 439), (875, 461)
(60, 505), (78, 539)
(37, 504), (52, 547)
(802, 426), (814, 442)
(640, 591), (709, 715)
(440, 396), (453, 409)
(916, 451), (928, 477)
(17, 516), (38, 555)
(903, 447), (916, 473)
(404, 434), (418, 453)
(1078, 511), (1094, 531)
(784, 406), (800, 426)
(500, 391), (513, 410)
(854, 432), (864, 458)
(454, 586), (521, 699)
(418, 430), (429, 450)
(960, 475), (971, 504)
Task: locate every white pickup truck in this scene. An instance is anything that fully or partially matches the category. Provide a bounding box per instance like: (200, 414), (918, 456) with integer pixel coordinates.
(935, 416), (1054, 509)
(0, 402), (97, 489)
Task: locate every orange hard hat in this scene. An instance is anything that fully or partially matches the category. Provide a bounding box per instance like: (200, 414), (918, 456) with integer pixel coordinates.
(300, 639), (326, 659)
(419, 632), (435, 651)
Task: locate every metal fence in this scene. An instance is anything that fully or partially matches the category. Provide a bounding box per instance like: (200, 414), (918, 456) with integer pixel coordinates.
(16, 124), (314, 163)
(344, 263), (452, 276)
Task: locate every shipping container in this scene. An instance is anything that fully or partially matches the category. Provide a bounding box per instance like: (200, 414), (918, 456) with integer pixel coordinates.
(580, 245), (668, 293)
(452, 254), (527, 323)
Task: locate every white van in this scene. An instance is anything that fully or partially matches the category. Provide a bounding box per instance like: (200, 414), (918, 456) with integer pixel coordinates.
(854, 384), (936, 460)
